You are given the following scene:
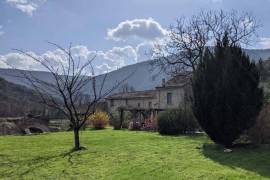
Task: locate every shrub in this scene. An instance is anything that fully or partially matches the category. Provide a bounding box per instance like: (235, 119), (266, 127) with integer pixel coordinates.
(192, 33), (263, 147)
(88, 111), (109, 129)
(248, 103), (270, 144)
(141, 112), (157, 131)
(128, 121), (142, 130)
(157, 108), (199, 135)
(109, 111), (131, 130)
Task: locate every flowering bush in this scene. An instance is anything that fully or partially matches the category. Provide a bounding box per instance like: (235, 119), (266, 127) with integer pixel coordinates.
(141, 112), (157, 131)
(88, 111), (109, 129)
(128, 121), (142, 130)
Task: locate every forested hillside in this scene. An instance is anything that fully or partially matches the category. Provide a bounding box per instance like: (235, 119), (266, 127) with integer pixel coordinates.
(0, 77), (60, 117)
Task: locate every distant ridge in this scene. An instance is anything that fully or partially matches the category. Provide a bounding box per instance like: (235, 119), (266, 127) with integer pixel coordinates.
(0, 60), (170, 96)
(0, 48), (269, 95)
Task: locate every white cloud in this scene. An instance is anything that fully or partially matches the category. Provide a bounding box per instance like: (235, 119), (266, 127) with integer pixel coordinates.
(105, 46), (137, 65)
(70, 46), (90, 59)
(107, 18), (168, 41)
(136, 42), (154, 62)
(0, 45), (140, 75)
(0, 18), (163, 73)
(15, 3), (37, 16)
(258, 37), (270, 49)
(96, 63), (114, 73)
(91, 46), (138, 74)
(6, 0), (46, 16)
(6, 0), (28, 3)
(0, 56), (10, 68)
(0, 52), (40, 70)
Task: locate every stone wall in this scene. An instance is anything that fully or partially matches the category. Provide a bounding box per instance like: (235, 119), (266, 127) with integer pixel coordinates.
(156, 87), (185, 110)
(109, 97), (158, 112)
(0, 117), (50, 135)
(108, 87), (186, 113)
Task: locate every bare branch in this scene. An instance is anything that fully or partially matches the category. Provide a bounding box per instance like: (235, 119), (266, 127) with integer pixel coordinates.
(11, 42), (134, 150)
(152, 10), (260, 76)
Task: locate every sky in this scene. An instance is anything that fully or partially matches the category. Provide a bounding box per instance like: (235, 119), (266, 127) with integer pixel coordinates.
(1, 0), (270, 74)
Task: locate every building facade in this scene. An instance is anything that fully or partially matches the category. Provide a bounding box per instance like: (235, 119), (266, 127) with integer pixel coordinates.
(106, 74), (191, 114)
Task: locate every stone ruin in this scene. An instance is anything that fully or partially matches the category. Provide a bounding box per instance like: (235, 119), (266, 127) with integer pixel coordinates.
(0, 115), (50, 135)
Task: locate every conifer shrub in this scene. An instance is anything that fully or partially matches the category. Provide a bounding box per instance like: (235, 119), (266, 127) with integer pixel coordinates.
(192, 33), (263, 147)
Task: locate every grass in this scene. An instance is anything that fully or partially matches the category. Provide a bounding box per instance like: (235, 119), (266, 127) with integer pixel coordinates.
(0, 129), (270, 180)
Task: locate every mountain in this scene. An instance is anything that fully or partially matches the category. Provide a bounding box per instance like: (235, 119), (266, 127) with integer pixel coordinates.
(0, 49), (270, 95)
(0, 77), (65, 117)
(0, 60), (170, 95)
(244, 49), (270, 61)
(0, 77), (50, 117)
(0, 48), (269, 117)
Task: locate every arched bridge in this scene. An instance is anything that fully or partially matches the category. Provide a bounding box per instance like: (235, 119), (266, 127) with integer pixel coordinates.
(0, 116), (50, 135)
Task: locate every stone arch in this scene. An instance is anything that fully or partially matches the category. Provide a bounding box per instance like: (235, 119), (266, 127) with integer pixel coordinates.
(28, 127), (43, 133)
(23, 124), (49, 134)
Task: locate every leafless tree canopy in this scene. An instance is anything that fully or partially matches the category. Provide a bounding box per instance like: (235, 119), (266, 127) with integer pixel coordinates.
(14, 43), (132, 151)
(152, 10), (260, 76)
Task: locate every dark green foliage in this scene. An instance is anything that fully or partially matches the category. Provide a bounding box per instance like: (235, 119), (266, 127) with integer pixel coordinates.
(192, 33), (263, 147)
(157, 108), (199, 135)
(109, 111), (131, 130)
(0, 77), (64, 118)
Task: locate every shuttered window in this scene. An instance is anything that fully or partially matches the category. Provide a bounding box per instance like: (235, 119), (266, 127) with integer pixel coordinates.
(167, 93), (172, 105)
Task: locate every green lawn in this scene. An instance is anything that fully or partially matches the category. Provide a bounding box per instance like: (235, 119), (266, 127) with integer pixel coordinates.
(0, 129), (270, 180)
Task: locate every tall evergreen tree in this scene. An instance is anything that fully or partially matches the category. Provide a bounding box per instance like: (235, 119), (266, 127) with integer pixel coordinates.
(192, 33), (263, 147)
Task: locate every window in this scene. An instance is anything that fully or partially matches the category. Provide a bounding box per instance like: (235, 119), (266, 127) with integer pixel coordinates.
(167, 92), (172, 105)
(125, 99), (128, 105)
(138, 103), (140, 108)
(148, 101), (152, 108)
(110, 99), (114, 107)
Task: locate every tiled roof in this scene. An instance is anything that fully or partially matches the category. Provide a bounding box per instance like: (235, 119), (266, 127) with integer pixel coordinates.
(155, 73), (191, 89)
(165, 74), (191, 86)
(106, 90), (156, 100)
(106, 74), (190, 99)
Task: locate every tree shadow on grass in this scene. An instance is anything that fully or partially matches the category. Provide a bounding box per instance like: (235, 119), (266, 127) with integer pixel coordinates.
(0, 153), (62, 178)
(202, 143), (270, 178)
(0, 149), (82, 178)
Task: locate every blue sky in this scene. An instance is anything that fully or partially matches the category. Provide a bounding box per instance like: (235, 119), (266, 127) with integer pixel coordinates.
(1, 0), (270, 74)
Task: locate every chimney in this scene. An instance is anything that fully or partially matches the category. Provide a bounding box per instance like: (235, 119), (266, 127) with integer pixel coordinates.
(162, 78), (166, 87)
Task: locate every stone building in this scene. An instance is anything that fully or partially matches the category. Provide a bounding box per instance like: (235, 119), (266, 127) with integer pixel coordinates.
(105, 74), (191, 125)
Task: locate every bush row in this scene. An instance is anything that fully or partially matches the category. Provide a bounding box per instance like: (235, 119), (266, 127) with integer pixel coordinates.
(82, 106), (270, 145)
(157, 108), (199, 135)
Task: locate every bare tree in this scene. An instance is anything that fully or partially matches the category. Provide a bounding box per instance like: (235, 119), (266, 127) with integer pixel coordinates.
(14, 43), (131, 151)
(152, 10), (260, 76)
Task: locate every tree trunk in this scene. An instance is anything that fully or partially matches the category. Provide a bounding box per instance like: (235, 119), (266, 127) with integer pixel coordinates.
(73, 128), (80, 151)
(120, 109), (124, 129)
